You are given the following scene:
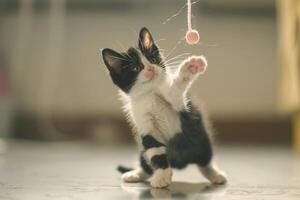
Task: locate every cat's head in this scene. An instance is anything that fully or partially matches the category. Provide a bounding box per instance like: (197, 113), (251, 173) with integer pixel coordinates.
(102, 27), (165, 96)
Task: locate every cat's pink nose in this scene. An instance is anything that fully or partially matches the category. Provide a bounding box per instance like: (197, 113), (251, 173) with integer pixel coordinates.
(147, 65), (155, 72)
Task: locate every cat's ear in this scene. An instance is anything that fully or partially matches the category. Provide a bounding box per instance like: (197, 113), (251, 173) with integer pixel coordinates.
(102, 48), (126, 74)
(138, 27), (159, 55)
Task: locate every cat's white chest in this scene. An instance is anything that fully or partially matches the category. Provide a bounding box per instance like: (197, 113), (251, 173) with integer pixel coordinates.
(129, 93), (181, 141)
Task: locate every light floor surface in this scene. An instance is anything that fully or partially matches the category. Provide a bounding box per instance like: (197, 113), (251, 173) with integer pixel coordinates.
(0, 140), (299, 200)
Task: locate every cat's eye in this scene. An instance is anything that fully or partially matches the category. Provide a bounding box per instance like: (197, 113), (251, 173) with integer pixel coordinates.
(132, 66), (139, 72)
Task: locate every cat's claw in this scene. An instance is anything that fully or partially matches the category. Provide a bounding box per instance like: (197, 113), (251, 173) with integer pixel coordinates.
(150, 169), (172, 188)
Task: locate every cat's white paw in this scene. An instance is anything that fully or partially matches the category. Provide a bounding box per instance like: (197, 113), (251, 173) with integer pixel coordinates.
(210, 172), (227, 185)
(150, 168), (172, 188)
(184, 56), (207, 75)
(121, 169), (147, 183)
(199, 164), (228, 185)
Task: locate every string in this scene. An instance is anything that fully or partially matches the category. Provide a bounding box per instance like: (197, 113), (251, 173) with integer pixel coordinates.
(187, 0), (192, 31)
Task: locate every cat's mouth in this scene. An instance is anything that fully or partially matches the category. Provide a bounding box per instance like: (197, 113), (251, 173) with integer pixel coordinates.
(141, 73), (157, 84)
(141, 64), (159, 83)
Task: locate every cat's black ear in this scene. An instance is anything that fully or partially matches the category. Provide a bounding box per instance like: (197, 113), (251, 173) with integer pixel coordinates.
(102, 48), (126, 74)
(138, 27), (159, 55)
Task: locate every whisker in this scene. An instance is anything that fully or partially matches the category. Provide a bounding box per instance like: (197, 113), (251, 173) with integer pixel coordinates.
(164, 53), (190, 64)
(165, 61), (184, 67)
(164, 56), (185, 64)
(168, 52), (191, 57)
(164, 53), (191, 64)
(165, 61), (184, 66)
(165, 59), (188, 66)
(164, 37), (186, 60)
(161, 54), (186, 66)
(166, 64), (180, 68)
(166, 65), (181, 70)
(164, 59), (184, 66)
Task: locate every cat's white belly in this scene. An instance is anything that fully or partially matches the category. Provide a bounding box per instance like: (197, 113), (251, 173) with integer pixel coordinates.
(130, 92), (181, 142)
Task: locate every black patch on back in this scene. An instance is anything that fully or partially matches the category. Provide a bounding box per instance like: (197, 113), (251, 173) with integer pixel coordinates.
(167, 101), (213, 168)
(142, 135), (165, 150)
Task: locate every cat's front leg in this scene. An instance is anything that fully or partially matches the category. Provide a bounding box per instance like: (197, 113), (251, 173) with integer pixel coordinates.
(176, 55), (207, 87)
(121, 166), (150, 183)
(142, 135), (172, 188)
(121, 153), (152, 183)
(159, 56), (207, 111)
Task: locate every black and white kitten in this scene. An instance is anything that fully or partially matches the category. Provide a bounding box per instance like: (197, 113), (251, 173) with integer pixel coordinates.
(101, 27), (227, 188)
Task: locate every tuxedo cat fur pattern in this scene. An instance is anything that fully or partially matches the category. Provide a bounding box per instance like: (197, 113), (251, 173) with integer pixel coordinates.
(101, 27), (227, 188)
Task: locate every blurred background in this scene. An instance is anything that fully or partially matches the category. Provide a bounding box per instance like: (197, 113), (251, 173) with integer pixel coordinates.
(0, 0), (299, 148)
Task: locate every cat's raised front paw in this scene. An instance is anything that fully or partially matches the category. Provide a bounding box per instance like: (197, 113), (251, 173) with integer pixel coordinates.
(184, 56), (207, 75)
(150, 168), (172, 188)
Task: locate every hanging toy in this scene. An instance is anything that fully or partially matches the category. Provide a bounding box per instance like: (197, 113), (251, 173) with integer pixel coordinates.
(185, 0), (200, 45)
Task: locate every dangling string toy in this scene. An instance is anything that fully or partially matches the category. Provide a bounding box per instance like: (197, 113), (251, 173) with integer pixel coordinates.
(185, 0), (200, 45)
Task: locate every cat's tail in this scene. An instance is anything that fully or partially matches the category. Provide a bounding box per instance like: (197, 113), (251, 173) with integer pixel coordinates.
(117, 165), (133, 174)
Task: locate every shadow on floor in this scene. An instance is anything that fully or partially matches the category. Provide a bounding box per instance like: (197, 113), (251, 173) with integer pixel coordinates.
(121, 181), (227, 199)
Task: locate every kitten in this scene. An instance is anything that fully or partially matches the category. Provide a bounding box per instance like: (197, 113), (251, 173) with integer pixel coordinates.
(101, 27), (227, 188)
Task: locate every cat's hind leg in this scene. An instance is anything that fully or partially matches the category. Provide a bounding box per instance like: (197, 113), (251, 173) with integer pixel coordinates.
(198, 162), (227, 185)
(177, 101), (227, 185)
(192, 129), (227, 185)
(121, 154), (152, 183)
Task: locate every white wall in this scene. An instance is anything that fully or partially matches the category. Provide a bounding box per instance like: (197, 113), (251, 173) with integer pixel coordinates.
(1, 2), (278, 118)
